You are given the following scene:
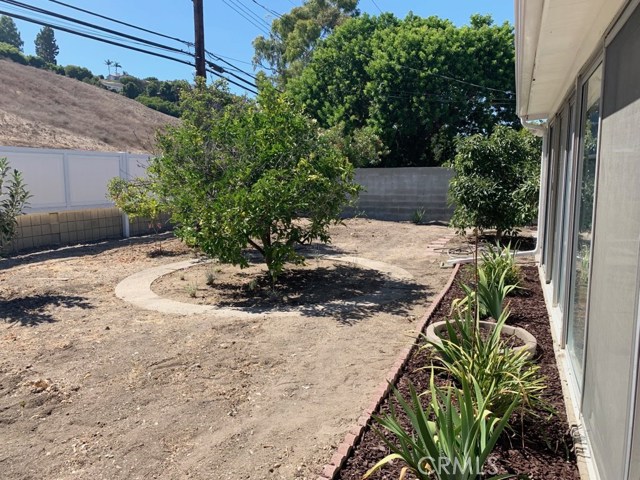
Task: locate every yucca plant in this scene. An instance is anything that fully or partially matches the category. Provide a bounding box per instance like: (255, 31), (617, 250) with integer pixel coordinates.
(457, 267), (518, 320)
(365, 375), (516, 480)
(425, 300), (546, 418)
(480, 243), (520, 289)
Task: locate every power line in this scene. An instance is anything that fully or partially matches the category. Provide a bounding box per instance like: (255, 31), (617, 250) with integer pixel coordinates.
(47, 0), (262, 83)
(3, 1), (260, 93)
(0, 0), (193, 58)
(370, 0), (383, 14)
(249, 0), (282, 19)
(206, 51), (257, 80)
(355, 49), (514, 96)
(205, 60), (257, 90)
(0, 7), (257, 95)
(47, 0), (193, 47)
(0, 7), (196, 67)
(229, 0), (272, 30)
(206, 68), (258, 95)
(221, 0), (271, 36)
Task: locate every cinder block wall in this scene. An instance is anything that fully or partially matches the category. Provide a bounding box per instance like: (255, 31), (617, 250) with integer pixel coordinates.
(345, 167), (455, 222)
(3, 208), (171, 255)
(6, 208), (123, 254)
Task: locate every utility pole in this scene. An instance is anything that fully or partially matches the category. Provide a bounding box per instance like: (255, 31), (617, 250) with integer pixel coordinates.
(193, 0), (206, 79)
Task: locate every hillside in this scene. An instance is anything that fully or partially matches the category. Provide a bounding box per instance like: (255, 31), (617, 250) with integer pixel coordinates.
(0, 59), (179, 153)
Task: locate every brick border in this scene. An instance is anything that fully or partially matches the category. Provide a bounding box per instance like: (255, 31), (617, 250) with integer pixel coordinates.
(316, 260), (461, 480)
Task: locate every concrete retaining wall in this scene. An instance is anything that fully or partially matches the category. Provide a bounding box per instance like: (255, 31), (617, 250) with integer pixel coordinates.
(2, 208), (170, 255)
(345, 167), (454, 222)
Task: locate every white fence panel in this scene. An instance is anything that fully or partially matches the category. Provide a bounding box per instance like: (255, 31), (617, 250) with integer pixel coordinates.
(0, 146), (150, 213)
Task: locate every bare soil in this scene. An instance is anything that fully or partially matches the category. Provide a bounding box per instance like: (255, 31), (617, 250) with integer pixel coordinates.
(153, 258), (403, 315)
(0, 59), (178, 153)
(0, 219), (452, 480)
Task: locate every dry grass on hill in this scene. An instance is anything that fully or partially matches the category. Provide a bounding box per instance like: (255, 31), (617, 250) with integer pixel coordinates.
(0, 59), (179, 153)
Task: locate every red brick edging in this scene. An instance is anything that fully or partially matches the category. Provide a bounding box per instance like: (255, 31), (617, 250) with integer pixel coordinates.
(317, 261), (461, 480)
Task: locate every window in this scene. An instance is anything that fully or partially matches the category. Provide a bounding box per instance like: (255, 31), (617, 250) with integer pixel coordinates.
(566, 64), (602, 388)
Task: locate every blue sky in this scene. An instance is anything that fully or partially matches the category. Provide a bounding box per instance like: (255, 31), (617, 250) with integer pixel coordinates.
(7, 0), (514, 92)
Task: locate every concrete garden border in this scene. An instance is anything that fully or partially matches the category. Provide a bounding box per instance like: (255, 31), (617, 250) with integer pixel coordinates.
(424, 319), (538, 358)
(115, 255), (416, 318)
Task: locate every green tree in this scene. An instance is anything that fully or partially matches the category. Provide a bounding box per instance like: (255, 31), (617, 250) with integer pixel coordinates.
(0, 15), (23, 51)
(253, 0), (358, 86)
(447, 126), (541, 238)
(34, 26), (59, 64)
(288, 13), (519, 167)
(0, 158), (30, 251)
(64, 64), (94, 81)
(120, 75), (145, 99)
(112, 79), (360, 280)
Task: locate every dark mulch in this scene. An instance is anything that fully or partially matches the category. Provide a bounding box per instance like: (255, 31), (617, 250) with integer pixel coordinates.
(336, 266), (579, 480)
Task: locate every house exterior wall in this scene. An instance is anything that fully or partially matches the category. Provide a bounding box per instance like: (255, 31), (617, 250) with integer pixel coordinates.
(529, 1), (640, 479)
(581, 7), (640, 478)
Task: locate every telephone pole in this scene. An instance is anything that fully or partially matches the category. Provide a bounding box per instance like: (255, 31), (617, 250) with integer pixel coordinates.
(193, 0), (206, 79)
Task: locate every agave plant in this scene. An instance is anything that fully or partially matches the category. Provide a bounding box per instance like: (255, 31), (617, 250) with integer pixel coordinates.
(365, 374), (516, 480)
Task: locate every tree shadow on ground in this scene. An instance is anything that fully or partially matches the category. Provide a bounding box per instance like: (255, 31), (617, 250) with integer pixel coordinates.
(0, 294), (93, 326)
(0, 233), (179, 271)
(208, 262), (428, 326)
(296, 276), (430, 326)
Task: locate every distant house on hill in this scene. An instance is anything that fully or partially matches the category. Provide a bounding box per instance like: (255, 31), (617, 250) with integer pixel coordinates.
(100, 79), (124, 93)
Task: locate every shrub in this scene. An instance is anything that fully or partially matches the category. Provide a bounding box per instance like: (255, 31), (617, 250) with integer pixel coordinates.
(47, 63), (65, 75)
(0, 158), (30, 250)
(25, 55), (46, 68)
(107, 177), (163, 234)
(135, 95), (181, 117)
(0, 41), (26, 64)
(367, 375), (516, 480)
(117, 79), (360, 281)
(448, 126), (541, 238)
(64, 64), (94, 82)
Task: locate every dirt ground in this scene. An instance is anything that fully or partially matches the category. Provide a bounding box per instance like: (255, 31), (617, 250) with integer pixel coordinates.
(0, 219), (453, 480)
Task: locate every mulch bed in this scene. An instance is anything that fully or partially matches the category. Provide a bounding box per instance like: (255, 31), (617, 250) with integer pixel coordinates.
(336, 265), (580, 479)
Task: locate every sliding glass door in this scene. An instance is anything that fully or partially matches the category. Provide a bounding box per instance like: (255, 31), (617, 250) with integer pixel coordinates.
(566, 63), (602, 388)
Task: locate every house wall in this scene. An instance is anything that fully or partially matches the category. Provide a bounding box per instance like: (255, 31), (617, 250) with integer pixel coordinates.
(536, 2), (640, 479)
(583, 5), (640, 478)
(343, 167), (454, 222)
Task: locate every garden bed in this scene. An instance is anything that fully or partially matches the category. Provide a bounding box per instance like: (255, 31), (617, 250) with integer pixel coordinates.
(336, 265), (580, 479)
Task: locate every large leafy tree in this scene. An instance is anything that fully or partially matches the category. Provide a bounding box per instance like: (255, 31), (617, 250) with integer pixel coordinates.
(34, 26), (59, 64)
(0, 15), (23, 51)
(288, 13), (519, 167)
(447, 126), (541, 238)
(111, 80), (360, 280)
(253, 0), (358, 86)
